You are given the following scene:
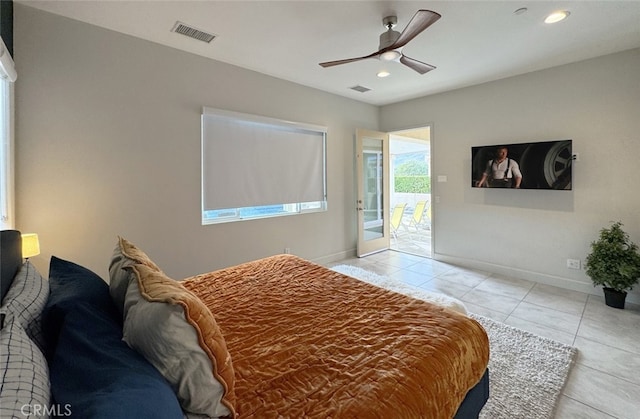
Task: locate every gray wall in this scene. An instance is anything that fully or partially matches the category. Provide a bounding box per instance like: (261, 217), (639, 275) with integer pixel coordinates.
(14, 5), (377, 279)
(380, 48), (640, 303)
(14, 5), (640, 303)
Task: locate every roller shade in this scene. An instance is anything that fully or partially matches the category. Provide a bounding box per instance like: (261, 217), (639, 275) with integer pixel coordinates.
(202, 107), (326, 211)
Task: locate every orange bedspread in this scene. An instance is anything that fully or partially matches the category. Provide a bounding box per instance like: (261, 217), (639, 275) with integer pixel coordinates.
(183, 255), (489, 418)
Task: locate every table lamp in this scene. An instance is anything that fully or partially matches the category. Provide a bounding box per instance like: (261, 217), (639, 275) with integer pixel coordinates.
(21, 233), (40, 259)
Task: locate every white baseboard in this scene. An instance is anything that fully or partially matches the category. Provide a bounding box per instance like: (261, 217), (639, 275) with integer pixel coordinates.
(433, 252), (640, 305)
(312, 248), (357, 266)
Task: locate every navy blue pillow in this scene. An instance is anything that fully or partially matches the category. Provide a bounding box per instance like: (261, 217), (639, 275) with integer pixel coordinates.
(47, 256), (114, 310)
(43, 256), (118, 356)
(44, 257), (183, 419)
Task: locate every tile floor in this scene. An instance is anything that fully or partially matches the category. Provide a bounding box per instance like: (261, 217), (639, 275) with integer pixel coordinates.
(390, 216), (432, 256)
(327, 250), (640, 419)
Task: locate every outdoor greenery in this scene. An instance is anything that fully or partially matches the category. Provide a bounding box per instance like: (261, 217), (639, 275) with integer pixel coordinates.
(585, 221), (640, 292)
(395, 176), (431, 193)
(394, 160), (430, 193)
(395, 160), (428, 176)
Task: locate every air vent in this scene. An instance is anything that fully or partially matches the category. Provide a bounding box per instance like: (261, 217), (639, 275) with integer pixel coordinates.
(350, 85), (371, 93)
(171, 21), (216, 43)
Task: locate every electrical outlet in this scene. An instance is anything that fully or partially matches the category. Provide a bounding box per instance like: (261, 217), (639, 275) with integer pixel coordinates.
(566, 258), (581, 270)
(284, 247), (291, 254)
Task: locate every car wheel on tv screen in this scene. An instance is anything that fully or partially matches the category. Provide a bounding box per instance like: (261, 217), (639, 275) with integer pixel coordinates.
(543, 140), (572, 189)
(520, 140), (572, 189)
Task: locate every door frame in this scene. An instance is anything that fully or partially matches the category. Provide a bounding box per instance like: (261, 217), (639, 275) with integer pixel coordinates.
(355, 129), (390, 257)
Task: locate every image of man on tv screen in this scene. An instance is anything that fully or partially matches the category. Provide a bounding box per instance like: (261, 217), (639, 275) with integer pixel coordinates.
(476, 146), (522, 188)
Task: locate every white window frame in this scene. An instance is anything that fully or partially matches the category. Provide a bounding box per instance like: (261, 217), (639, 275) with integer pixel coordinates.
(201, 107), (327, 225)
(0, 36), (16, 230)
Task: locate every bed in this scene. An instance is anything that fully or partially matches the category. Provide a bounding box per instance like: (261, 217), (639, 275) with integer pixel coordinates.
(1, 230), (490, 418)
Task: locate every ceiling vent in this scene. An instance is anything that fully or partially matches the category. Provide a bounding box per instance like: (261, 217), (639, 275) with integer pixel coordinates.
(349, 85), (371, 93)
(171, 21), (216, 43)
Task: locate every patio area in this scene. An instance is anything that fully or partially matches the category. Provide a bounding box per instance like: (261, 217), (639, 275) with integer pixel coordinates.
(390, 208), (432, 257)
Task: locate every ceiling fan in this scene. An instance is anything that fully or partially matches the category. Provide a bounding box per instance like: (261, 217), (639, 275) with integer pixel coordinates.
(319, 9), (441, 74)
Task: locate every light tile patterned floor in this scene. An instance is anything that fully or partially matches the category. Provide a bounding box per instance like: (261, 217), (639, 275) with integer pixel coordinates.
(328, 250), (640, 419)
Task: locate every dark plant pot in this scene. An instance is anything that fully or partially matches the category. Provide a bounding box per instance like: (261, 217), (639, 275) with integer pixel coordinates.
(603, 287), (627, 309)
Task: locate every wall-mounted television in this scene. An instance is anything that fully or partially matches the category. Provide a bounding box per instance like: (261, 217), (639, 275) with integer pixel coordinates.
(471, 139), (572, 190)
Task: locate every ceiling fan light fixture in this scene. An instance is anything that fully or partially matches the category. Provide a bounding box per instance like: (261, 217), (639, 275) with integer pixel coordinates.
(544, 10), (570, 24)
(319, 9), (441, 74)
(380, 50), (401, 62)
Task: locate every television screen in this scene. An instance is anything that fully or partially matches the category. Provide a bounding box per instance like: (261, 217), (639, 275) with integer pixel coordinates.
(471, 139), (572, 190)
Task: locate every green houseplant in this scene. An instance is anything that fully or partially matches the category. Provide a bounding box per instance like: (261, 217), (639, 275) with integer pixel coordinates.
(585, 221), (640, 309)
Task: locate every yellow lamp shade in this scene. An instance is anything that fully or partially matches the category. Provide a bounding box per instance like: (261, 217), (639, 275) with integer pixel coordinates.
(22, 233), (40, 258)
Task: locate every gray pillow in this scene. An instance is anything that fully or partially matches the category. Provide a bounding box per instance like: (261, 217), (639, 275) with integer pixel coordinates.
(122, 263), (236, 418)
(108, 236), (161, 318)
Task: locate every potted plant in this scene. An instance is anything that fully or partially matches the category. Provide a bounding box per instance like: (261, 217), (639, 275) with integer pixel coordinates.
(585, 221), (640, 309)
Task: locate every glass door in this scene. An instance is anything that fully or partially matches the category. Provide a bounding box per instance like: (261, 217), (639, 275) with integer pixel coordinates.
(356, 129), (390, 256)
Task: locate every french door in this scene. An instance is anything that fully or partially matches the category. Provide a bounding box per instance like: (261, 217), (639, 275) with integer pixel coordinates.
(356, 129), (390, 256)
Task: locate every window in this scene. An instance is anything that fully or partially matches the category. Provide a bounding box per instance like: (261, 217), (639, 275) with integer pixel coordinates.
(201, 107), (327, 224)
(0, 36), (16, 230)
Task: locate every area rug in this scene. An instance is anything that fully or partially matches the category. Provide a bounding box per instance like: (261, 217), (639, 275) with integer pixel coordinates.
(330, 264), (468, 313)
(330, 264), (578, 419)
(470, 313), (577, 419)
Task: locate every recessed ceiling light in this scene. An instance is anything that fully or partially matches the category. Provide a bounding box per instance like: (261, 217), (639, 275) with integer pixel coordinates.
(544, 10), (570, 24)
(377, 70), (391, 78)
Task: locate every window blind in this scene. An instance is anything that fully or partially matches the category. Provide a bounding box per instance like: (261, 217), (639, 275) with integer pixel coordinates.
(201, 107), (327, 211)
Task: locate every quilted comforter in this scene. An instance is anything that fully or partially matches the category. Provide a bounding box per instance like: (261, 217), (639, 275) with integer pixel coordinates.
(183, 254), (489, 418)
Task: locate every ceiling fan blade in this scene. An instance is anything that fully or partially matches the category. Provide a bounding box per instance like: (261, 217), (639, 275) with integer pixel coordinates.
(320, 9), (441, 70)
(319, 50), (381, 68)
(390, 9), (441, 50)
(399, 55), (436, 74)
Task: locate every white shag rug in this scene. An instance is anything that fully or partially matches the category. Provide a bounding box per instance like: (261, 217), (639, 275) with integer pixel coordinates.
(470, 313), (577, 419)
(330, 264), (468, 314)
(331, 264), (578, 419)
